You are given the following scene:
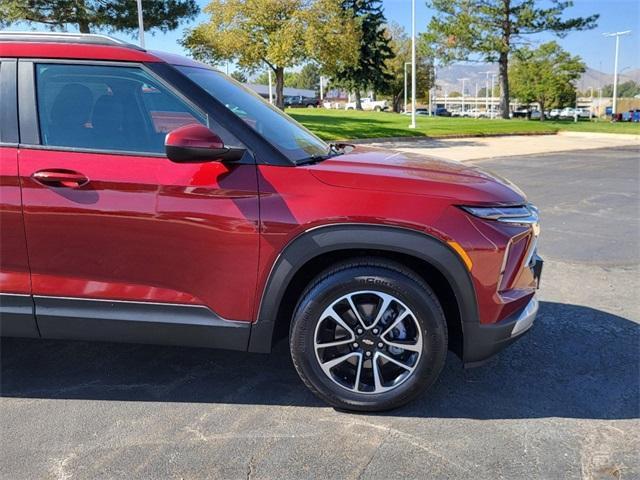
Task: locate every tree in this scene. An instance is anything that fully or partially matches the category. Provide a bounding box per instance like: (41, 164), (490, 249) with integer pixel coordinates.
(230, 71), (247, 83)
(602, 81), (640, 98)
(0, 0), (198, 34)
(182, 0), (359, 109)
(253, 70), (301, 89)
(332, 0), (394, 109)
(381, 23), (434, 112)
(422, 0), (598, 119)
(509, 42), (585, 120)
(295, 64), (321, 91)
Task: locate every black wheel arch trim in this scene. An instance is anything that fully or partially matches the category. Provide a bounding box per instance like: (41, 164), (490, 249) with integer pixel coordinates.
(248, 224), (479, 353)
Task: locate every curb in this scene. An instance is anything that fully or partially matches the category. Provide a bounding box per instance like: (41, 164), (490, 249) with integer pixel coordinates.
(346, 131), (559, 144)
(557, 131), (640, 141)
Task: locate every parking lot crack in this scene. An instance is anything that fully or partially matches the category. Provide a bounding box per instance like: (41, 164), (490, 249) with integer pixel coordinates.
(246, 454), (256, 480)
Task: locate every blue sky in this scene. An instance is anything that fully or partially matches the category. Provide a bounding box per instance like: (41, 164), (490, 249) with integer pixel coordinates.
(5, 0), (639, 72)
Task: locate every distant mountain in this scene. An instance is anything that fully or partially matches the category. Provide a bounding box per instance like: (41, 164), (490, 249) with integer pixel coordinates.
(575, 67), (639, 91)
(434, 63), (639, 94)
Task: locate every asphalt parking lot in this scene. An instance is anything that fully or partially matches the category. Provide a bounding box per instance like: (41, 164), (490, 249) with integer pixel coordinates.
(1, 146), (638, 480)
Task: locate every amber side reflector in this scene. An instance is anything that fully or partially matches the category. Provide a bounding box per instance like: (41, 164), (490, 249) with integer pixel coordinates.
(447, 241), (473, 271)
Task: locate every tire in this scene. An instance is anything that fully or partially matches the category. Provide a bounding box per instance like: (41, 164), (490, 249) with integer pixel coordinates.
(374, 106), (382, 112)
(290, 258), (448, 411)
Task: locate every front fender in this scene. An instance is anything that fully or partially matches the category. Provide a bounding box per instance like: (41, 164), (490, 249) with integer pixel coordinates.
(248, 224), (478, 353)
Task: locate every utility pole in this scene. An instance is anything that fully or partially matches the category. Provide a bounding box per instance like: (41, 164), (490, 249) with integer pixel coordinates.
(409, 0), (417, 128)
(136, 0), (145, 48)
(319, 76), (324, 101)
(603, 30), (631, 116)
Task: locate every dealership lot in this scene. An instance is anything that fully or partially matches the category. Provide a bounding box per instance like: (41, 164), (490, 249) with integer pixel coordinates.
(1, 146), (638, 480)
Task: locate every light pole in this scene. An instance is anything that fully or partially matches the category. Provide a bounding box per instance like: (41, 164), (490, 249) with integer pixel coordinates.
(404, 62), (412, 113)
(603, 30), (631, 116)
(409, 0), (417, 128)
(482, 71), (493, 114)
(460, 78), (469, 114)
(136, 0), (145, 48)
(598, 87), (602, 118)
(429, 64), (437, 117)
(475, 82), (479, 111)
(490, 73), (497, 118)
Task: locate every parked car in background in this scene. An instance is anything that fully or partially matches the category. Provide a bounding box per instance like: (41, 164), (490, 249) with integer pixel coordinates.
(466, 109), (486, 118)
(576, 108), (592, 119)
(345, 97), (388, 111)
(434, 107), (452, 117)
(559, 107), (576, 119)
(404, 107), (452, 117)
(285, 95), (320, 108)
(548, 109), (561, 119)
(511, 108), (530, 119)
(529, 110), (542, 120)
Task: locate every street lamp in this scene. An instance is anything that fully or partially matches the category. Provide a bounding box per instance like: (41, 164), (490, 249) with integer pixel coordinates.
(490, 73), (497, 118)
(409, 0), (417, 129)
(482, 71), (493, 113)
(136, 0), (145, 48)
(404, 62), (412, 113)
(460, 78), (469, 114)
(429, 64), (436, 117)
(603, 30), (631, 115)
(475, 82), (479, 111)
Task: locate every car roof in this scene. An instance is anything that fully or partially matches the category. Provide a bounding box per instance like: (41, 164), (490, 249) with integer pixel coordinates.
(0, 32), (205, 67)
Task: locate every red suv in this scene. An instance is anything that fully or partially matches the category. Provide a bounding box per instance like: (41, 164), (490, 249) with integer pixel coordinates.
(0, 33), (542, 411)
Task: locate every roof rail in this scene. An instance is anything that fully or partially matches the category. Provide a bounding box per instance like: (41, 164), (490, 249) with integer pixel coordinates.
(0, 31), (145, 51)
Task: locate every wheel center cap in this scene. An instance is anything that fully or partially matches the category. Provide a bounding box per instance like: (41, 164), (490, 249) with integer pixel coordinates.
(362, 338), (374, 347)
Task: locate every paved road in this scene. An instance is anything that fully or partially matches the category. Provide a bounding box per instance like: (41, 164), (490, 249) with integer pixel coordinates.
(1, 147), (638, 480)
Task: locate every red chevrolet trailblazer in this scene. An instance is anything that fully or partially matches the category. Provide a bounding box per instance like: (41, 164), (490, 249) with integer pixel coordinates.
(0, 33), (542, 411)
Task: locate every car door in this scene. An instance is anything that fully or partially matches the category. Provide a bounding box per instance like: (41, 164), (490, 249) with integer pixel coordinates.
(0, 58), (39, 337)
(17, 60), (260, 348)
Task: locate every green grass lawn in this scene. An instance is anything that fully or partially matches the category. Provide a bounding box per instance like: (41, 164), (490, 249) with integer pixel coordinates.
(286, 108), (640, 141)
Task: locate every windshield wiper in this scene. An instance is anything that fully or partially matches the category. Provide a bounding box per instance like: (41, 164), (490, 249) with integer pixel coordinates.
(297, 143), (355, 166)
(297, 154), (332, 166)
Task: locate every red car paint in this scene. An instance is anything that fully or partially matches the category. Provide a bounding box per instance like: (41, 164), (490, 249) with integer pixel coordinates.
(0, 39), (537, 336)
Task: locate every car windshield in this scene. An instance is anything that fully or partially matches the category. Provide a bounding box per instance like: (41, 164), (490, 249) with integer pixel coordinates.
(176, 65), (330, 164)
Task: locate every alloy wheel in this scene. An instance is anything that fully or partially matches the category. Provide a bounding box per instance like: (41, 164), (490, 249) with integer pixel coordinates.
(313, 290), (423, 394)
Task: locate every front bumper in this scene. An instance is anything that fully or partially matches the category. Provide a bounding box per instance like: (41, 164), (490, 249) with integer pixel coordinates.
(462, 295), (539, 367)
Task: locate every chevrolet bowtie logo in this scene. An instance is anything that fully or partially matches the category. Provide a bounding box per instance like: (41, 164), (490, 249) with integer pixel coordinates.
(362, 339), (374, 346)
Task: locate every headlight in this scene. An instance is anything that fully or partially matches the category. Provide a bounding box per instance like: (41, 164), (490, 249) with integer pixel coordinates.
(460, 204), (539, 225)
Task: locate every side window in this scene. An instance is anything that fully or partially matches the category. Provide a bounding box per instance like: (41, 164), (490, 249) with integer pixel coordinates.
(35, 63), (207, 154)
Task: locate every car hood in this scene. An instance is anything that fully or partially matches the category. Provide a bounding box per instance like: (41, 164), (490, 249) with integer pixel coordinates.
(307, 146), (526, 205)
